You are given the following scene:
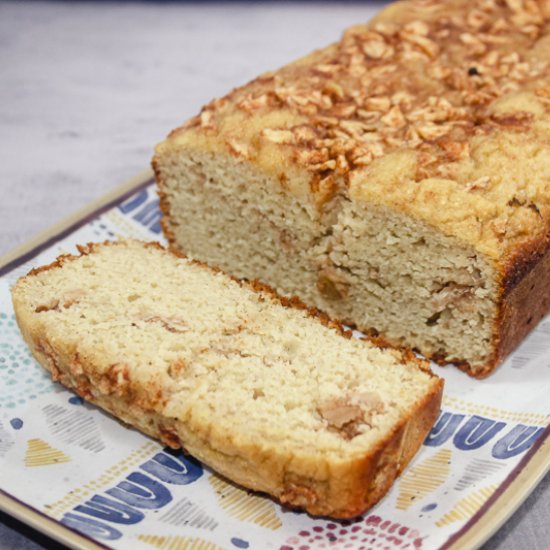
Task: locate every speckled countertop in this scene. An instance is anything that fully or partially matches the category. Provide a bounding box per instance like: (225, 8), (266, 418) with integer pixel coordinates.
(0, 1), (548, 549)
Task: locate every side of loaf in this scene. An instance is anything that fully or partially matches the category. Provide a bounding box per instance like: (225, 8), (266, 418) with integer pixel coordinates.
(153, 0), (550, 377)
(11, 240), (443, 519)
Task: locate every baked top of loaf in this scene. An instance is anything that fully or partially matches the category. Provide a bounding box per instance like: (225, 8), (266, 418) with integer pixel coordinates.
(156, 0), (550, 263)
(11, 240), (442, 517)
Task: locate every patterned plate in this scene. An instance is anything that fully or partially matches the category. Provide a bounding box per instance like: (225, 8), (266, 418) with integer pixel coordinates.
(1, 170), (549, 550)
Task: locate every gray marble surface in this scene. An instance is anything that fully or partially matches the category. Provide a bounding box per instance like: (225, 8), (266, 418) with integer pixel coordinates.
(0, 1), (548, 549)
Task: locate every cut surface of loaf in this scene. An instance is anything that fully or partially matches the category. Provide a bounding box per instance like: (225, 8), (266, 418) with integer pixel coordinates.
(153, 0), (550, 377)
(12, 240), (442, 519)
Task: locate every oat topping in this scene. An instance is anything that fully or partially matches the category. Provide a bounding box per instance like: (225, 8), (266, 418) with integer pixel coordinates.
(174, 0), (550, 255)
(227, 138), (251, 158)
(189, 0), (550, 178)
(466, 175), (491, 191)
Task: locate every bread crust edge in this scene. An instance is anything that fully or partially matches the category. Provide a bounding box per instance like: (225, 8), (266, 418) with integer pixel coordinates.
(490, 229), (550, 376)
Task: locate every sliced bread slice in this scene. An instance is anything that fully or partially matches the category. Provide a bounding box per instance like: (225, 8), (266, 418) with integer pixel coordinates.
(12, 240), (442, 518)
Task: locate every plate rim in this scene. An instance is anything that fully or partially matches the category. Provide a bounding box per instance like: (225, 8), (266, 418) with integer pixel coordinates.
(0, 169), (153, 550)
(0, 168), (549, 550)
(443, 424), (550, 550)
(0, 489), (104, 550)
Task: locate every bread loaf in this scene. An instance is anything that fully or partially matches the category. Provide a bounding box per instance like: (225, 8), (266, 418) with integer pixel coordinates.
(12, 240), (442, 518)
(153, 0), (550, 377)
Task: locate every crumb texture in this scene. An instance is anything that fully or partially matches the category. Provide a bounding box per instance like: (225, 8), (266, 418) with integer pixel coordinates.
(12, 240), (442, 518)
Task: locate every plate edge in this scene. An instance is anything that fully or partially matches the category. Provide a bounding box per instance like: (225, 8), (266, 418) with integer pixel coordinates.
(443, 422), (550, 549)
(0, 168), (154, 550)
(0, 489), (107, 550)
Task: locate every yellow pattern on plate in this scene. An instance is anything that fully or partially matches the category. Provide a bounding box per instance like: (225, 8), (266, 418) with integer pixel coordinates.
(25, 438), (70, 467)
(442, 396), (548, 425)
(396, 448), (452, 510)
(209, 475), (282, 530)
(138, 534), (222, 550)
(436, 484), (498, 527)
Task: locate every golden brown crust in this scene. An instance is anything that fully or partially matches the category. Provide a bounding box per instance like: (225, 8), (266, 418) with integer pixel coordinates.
(493, 230), (550, 373)
(151, 157), (178, 249)
(450, 228), (550, 378)
(501, 227), (550, 295)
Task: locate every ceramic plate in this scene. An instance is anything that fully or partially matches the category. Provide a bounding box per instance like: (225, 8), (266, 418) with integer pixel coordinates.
(1, 171), (549, 550)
